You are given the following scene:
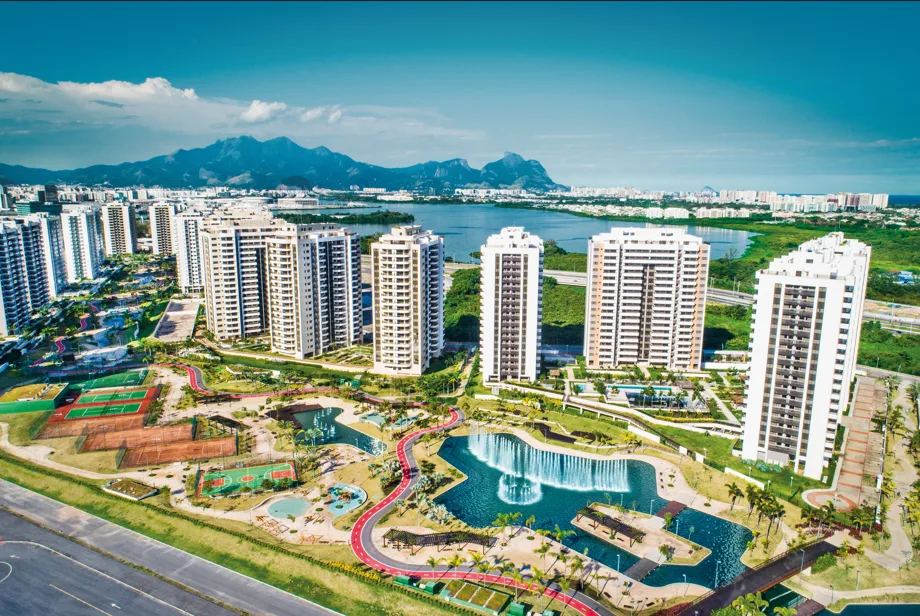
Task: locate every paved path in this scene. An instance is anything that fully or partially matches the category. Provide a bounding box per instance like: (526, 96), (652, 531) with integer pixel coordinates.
(0, 480), (342, 616)
(349, 408), (615, 616)
(0, 509), (235, 616)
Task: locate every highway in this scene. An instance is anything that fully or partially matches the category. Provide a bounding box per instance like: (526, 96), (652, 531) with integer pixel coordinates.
(362, 255), (920, 329)
(0, 508), (236, 616)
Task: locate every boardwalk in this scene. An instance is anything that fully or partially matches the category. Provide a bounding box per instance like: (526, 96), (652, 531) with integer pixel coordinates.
(654, 500), (686, 519)
(624, 558), (660, 582)
(676, 541), (836, 615)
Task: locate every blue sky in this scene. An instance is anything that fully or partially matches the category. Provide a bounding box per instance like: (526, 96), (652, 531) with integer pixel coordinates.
(2, 1), (919, 193)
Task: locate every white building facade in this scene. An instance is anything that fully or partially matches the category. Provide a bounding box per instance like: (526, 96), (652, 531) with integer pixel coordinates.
(0, 219), (52, 335)
(371, 225), (444, 376)
(174, 210), (206, 294)
(149, 203), (176, 255)
(479, 227), (543, 383)
(741, 233), (870, 480)
(61, 208), (105, 282)
(100, 204), (137, 255)
(266, 223), (362, 359)
(584, 228), (709, 371)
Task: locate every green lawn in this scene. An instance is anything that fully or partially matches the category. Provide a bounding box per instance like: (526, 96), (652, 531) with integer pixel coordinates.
(652, 424), (827, 507)
(857, 320), (920, 376)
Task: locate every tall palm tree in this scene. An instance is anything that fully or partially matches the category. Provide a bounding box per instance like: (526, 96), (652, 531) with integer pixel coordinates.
(445, 554), (464, 575)
(557, 577), (572, 615)
(427, 555), (444, 579)
(728, 482), (744, 511)
(773, 606), (797, 616)
(535, 543), (552, 567)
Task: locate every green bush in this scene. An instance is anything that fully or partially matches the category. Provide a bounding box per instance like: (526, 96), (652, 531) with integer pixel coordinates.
(811, 552), (837, 574)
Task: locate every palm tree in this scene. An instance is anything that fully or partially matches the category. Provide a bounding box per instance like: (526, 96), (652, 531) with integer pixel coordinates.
(445, 553), (464, 574)
(426, 555), (444, 578)
(525, 514), (536, 531)
(552, 523), (575, 546)
(530, 566), (549, 611)
(728, 482), (744, 510)
(510, 568), (525, 601)
(468, 551), (485, 568)
(773, 606), (797, 616)
(557, 577), (572, 615)
(535, 542), (552, 567)
(569, 556), (584, 588)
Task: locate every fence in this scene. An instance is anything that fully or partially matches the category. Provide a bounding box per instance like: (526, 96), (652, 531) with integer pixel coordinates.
(27, 410), (54, 440)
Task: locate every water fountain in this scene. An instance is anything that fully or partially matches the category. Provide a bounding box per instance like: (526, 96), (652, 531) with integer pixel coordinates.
(497, 474), (542, 505)
(467, 425), (629, 494)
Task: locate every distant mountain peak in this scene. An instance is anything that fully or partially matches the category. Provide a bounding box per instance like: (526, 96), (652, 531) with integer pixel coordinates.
(0, 136), (568, 193)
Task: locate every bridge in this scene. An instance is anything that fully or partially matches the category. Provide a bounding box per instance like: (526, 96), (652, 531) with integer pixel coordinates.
(670, 539), (836, 615)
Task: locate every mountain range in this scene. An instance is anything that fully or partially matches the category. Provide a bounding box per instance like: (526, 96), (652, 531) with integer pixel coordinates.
(0, 136), (568, 193)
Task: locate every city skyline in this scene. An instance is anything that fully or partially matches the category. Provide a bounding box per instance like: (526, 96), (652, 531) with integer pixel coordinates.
(2, 2), (919, 194)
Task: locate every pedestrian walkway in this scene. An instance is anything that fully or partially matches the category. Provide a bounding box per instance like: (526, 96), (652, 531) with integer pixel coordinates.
(836, 377), (885, 510)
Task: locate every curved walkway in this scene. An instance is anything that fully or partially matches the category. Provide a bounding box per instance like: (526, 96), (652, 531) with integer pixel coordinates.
(349, 408), (613, 616)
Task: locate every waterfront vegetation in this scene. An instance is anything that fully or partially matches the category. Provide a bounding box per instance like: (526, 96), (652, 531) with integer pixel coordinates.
(857, 320), (920, 375)
(278, 209), (414, 226)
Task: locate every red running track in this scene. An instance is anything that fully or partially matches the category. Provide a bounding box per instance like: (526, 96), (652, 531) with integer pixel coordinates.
(88, 301), (101, 314)
(348, 409), (601, 616)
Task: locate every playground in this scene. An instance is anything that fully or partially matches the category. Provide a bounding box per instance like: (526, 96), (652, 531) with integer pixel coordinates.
(198, 461), (297, 497)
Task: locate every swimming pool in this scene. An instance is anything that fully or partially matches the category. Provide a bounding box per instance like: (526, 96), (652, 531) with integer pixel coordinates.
(268, 497), (309, 519)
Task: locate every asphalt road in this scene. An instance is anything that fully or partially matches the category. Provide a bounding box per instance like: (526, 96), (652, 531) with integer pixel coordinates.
(0, 509), (234, 616)
(0, 480), (342, 616)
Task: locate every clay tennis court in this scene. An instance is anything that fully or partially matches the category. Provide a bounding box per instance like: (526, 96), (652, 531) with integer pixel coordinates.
(118, 436), (237, 469)
(78, 423), (194, 453)
(197, 461), (297, 497)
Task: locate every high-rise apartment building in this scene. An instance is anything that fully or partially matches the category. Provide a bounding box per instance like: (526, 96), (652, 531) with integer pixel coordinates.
(0, 219), (51, 335)
(742, 233), (870, 480)
(583, 228), (709, 370)
(266, 224), (362, 359)
(201, 218), (282, 339)
(174, 209), (207, 294)
(17, 214), (66, 298)
(371, 225), (444, 376)
(479, 227), (543, 383)
(61, 207), (105, 282)
(149, 203), (176, 255)
(100, 204), (137, 255)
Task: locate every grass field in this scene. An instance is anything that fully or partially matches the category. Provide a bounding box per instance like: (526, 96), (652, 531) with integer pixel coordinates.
(0, 450), (460, 616)
(199, 462), (296, 497)
(65, 402), (142, 419)
(76, 390), (148, 404)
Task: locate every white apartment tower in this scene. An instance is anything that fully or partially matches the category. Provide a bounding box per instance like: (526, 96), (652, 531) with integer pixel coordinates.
(0, 219), (51, 335)
(18, 214), (66, 298)
(371, 225), (444, 376)
(174, 210), (206, 294)
(201, 218), (281, 339)
(742, 233), (870, 480)
(61, 208), (105, 282)
(149, 203), (176, 255)
(480, 227), (543, 383)
(584, 228), (709, 370)
(100, 204), (138, 255)
(266, 224), (362, 359)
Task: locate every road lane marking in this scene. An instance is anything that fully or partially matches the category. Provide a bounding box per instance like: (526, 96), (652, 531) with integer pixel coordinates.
(0, 562), (11, 584)
(50, 584), (114, 615)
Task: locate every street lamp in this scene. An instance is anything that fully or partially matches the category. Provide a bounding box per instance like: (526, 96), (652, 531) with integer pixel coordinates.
(856, 569), (861, 591)
(683, 573), (687, 594)
(799, 549), (805, 584)
(830, 584), (835, 605)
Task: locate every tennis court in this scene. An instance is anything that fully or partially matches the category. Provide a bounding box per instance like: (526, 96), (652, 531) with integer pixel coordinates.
(65, 402), (142, 419)
(198, 462), (296, 497)
(76, 389), (149, 404)
(75, 369), (148, 391)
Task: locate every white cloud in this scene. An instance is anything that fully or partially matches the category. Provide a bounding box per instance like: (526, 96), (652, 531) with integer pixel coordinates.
(0, 71), (483, 145)
(240, 100), (287, 123)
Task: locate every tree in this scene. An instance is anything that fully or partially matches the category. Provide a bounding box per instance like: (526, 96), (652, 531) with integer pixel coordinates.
(427, 555), (444, 578)
(556, 577), (572, 615)
(446, 554), (464, 573)
(728, 482), (744, 511)
(534, 542), (552, 567)
(773, 607), (797, 616)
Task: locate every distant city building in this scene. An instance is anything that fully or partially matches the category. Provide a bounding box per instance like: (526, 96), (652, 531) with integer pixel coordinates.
(60, 207), (105, 282)
(371, 225), (444, 376)
(479, 227), (544, 383)
(742, 233), (870, 480)
(266, 223), (362, 359)
(149, 203), (176, 255)
(100, 204), (138, 255)
(584, 228), (709, 371)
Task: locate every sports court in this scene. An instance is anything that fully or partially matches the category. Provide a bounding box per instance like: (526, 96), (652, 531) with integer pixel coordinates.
(75, 389), (148, 404)
(65, 402), (143, 419)
(198, 461), (296, 497)
(73, 369), (148, 391)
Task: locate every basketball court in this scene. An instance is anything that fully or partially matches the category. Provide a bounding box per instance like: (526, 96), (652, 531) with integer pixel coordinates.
(198, 462), (296, 497)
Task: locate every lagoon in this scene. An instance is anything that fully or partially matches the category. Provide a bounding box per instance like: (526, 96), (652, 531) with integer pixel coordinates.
(318, 202), (755, 262)
(436, 432), (751, 588)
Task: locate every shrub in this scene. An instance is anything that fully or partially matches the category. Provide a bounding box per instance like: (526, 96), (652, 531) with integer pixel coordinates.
(811, 552), (837, 574)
